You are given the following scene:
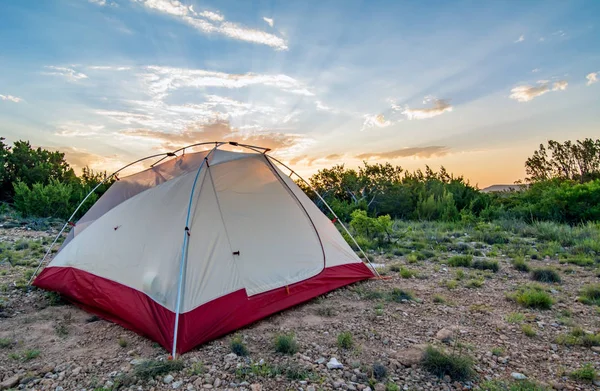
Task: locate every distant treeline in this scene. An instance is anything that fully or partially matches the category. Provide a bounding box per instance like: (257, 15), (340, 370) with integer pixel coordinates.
(1, 136), (599, 224)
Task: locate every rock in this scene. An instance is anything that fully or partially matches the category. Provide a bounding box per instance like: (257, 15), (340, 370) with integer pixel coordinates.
(72, 366), (82, 376)
(307, 387), (316, 391)
(224, 353), (238, 361)
(396, 346), (425, 366)
(0, 375), (20, 390)
(374, 384), (386, 391)
(250, 384), (262, 391)
(172, 380), (184, 389)
(55, 387), (64, 391)
(316, 357), (326, 365)
(436, 328), (454, 342)
(591, 346), (600, 353)
(551, 382), (564, 390)
(327, 358), (344, 369)
(511, 372), (527, 380)
(164, 374), (175, 384)
(213, 378), (221, 387)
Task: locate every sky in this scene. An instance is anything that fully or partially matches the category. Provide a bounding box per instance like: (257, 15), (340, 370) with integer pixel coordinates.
(1, 0), (599, 188)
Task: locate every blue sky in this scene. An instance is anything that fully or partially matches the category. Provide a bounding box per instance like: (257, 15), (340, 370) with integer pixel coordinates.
(1, 0), (599, 187)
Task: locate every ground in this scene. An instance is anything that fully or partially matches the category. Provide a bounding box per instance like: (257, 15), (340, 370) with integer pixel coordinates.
(1, 215), (599, 391)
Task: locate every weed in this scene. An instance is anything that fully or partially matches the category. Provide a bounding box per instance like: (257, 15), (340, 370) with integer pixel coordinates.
(555, 328), (600, 347)
(284, 364), (311, 380)
(385, 383), (400, 391)
(118, 337), (128, 348)
(469, 304), (492, 313)
(188, 361), (205, 376)
(472, 260), (499, 272)
(569, 363), (597, 382)
(14, 239), (30, 250)
(371, 363), (388, 381)
(421, 345), (474, 381)
(512, 259), (531, 272)
(388, 288), (414, 302)
(399, 267), (416, 279)
(230, 335), (249, 356)
(506, 312), (525, 323)
(433, 295), (447, 304)
(316, 306), (335, 317)
(0, 338), (14, 349)
(274, 332), (298, 355)
(478, 380), (549, 390)
(578, 284), (600, 306)
(54, 323), (69, 338)
(508, 285), (553, 310)
(491, 347), (504, 356)
(455, 270), (466, 280)
(448, 255), (473, 267)
(45, 291), (65, 306)
(444, 280), (458, 290)
(466, 279), (484, 289)
(355, 286), (386, 300)
(521, 324), (537, 337)
(337, 331), (353, 349)
(530, 268), (562, 283)
(133, 359), (184, 380)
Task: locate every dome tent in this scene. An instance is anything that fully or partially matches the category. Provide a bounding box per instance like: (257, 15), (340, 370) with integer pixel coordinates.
(32, 142), (376, 355)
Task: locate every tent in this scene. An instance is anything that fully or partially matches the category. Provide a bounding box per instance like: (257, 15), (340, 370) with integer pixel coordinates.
(32, 142), (376, 355)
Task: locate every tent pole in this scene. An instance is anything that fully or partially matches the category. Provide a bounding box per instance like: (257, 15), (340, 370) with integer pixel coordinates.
(265, 156), (382, 279)
(171, 144), (223, 358)
(28, 152), (170, 286)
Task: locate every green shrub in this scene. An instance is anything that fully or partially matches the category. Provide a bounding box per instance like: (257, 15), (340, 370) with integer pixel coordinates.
(466, 279), (484, 289)
(491, 347), (504, 356)
(477, 380), (549, 390)
(433, 295), (447, 304)
(385, 383), (400, 391)
(506, 312), (525, 323)
(0, 338), (14, 349)
(133, 359), (184, 380)
(521, 324), (537, 337)
(388, 288), (414, 302)
(371, 363), (388, 381)
(444, 280), (458, 290)
(230, 335), (249, 356)
(530, 268), (562, 283)
(455, 270), (466, 280)
(337, 331), (353, 349)
(421, 345), (474, 381)
(448, 255), (473, 267)
(284, 364), (311, 380)
(399, 267), (416, 279)
(569, 363), (597, 382)
(389, 264), (402, 272)
(274, 332), (298, 355)
(472, 260), (499, 272)
(509, 285), (553, 309)
(579, 284), (600, 305)
(512, 259), (531, 272)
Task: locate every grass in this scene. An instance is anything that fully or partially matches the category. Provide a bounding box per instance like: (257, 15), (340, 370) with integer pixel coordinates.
(569, 363), (597, 382)
(530, 268), (562, 283)
(477, 380), (549, 390)
(118, 337), (128, 348)
(455, 270), (466, 280)
(421, 345), (474, 381)
(466, 279), (484, 289)
(274, 332), (298, 355)
(9, 349), (40, 362)
(0, 338), (14, 349)
(491, 347), (504, 356)
(284, 364), (312, 380)
(337, 331), (353, 349)
(448, 255), (473, 267)
(230, 335), (249, 356)
(555, 327), (600, 347)
(506, 312), (525, 323)
(521, 324), (537, 337)
(512, 259), (531, 272)
(433, 294), (447, 304)
(508, 285), (553, 310)
(399, 267), (417, 279)
(578, 284), (600, 306)
(472, 260), (499, 272)
(133, 359), (184, 380)
(444, 280), (458, 290)
(316, 306), (335, 316)
(388, 288), (415, 302)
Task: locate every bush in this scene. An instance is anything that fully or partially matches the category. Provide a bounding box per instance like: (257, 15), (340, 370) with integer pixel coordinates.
(399, 267), (416, 279)
(521, 324), (537, 337)
(447, 255), (472, 267)
(509, 285), (553, 309)
(388, 288), (414, 302)
(466, 279), (484, 289)
(578, 284), (600, 305)
(472, 260), (499, 272)
(133, 359), (184, 380)
(421, 345), (474, 381)
(530, 268), (562, 283)
(569, 363), (597, 382)
(274, 332), (298, 355)
(478, 380), (550, 390)
(230, 335), (249, 356)
(337, 331), (353, 349)
(512, 259), (531, 272)
(371, 363), (388, 381)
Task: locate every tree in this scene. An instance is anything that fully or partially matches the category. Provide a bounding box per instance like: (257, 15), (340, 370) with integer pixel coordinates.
(525, 139), (600, 183)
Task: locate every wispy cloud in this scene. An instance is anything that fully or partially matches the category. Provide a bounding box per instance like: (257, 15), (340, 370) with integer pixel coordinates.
(132, 0), (287, 50)
(88, 0), (106, 5)
(141, 66), (313, 99)
(88, 65), (132, 71)
(263, 17), (274, 27)
(356, 146), (449, 160)
(532, 68), (540, 73)
(361, 114), (393, 131)
(122, 119), (308, 153)
(55, 122), (106, 137)
(509, 80), (568, 102)
(587, 72), (598, 86)
(399, 97), (453, 120)
(515, 35), (525, 43)
(0, 94), (23, 103)
(42, 66), (88, 82)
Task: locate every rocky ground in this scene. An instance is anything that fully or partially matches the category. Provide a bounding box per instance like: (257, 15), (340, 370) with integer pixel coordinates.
(1, 217), (599, 391)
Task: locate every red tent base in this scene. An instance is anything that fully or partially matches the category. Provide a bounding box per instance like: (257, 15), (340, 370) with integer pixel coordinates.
(34, 262), (373, 353)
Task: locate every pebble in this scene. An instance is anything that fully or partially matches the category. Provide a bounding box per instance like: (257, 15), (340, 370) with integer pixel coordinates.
(327, 358), (344, 369)
(164, 374), (174, 384)
(172, 380), (183, 389)
(511, 372), (527, 380)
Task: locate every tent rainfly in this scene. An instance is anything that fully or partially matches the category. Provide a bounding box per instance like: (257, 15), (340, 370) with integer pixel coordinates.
(32, 142), (376, 355)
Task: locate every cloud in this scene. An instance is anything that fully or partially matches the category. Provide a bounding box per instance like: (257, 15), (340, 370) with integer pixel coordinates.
(509, 80), (568, 102)
(55, 122), (106, 137)
(356, 146), (449, 160)
(42, 66), (88, 82)
(315, 100), (337, 112)
(88, 0), (107, 5)
(0, 94), (23, 103)
(361, 114), (393, 131)
(587, 72), (598, 86)
(263, 17), (274, 27)
(141, 66), (313, 99)
(132, 0), (287, 50)
(288, 153), (342, 166)
(532, 68), (540, 73)
(121, 119), (309, 153)
(400, 98), (453, 120)
(515, 35), (525, 43)
(88, 66), (132, 71)
(46, 146), (129, 174)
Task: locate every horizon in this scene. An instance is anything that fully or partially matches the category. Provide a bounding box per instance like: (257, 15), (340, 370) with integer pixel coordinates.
(1, 0), (599, 188)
